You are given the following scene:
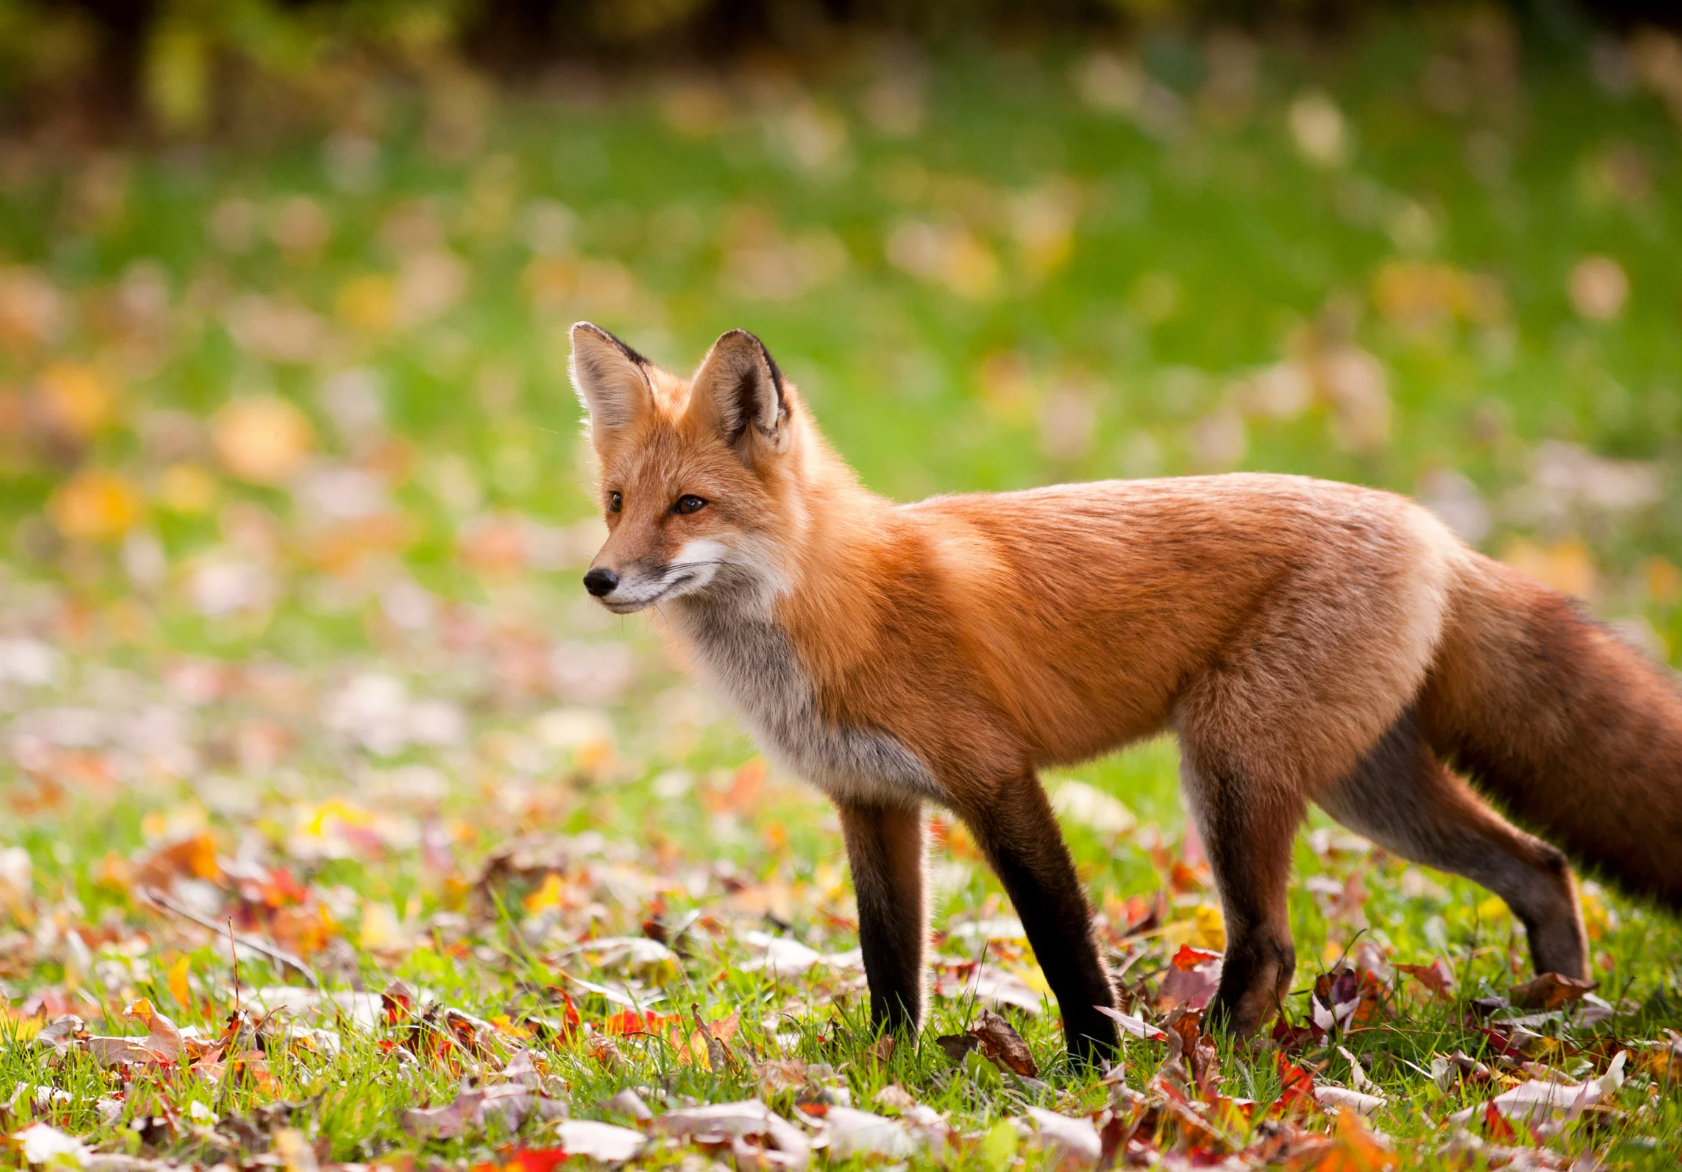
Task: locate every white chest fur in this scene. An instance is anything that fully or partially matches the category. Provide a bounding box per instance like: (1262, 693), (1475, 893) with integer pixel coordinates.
(668, 595), (941, 806)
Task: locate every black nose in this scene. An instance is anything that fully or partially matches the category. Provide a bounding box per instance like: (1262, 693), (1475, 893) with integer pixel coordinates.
(583, 568), (619, 597)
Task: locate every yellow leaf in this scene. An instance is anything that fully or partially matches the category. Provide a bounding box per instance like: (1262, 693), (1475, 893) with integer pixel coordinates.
(48, 469), (142, 542)
(93, 851), (133, 892)
(573, 738), (613, 775)
(167, 954), (191, 1009)
(358, 903), (401, 950)
(1191, 902), (1227, 950)
(143, 21), (210, 133)
(490, 1014), (533, 1040)
(304, 797), (374, 837)
(1160, 902), (1227, 951)
(1580, 888), (1611, 941)
(1476, 895), (1509, 923)
(1500, 537), (1597, 601)
(524, 871), (567, 915)
(38, 362), (119, 439)
(336, 274), (395, 332)
(1643, 556), (1682, 604)
(213, 396), (314, 484)
(272, 1128), (315, 1172)
(159, 462), (217, 514)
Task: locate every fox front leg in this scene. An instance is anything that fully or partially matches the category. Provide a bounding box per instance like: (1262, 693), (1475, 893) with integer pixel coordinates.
(960, 775), (1120, 1065)
(838, 800), (928, 1038)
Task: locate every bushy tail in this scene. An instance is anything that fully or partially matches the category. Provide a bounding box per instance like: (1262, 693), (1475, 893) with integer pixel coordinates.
(1421, 552), (1682, 908)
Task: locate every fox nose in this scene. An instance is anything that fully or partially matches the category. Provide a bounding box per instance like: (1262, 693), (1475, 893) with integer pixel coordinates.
(583, 568), (619, 597)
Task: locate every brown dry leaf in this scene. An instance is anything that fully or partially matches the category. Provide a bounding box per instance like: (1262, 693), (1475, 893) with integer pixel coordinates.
(85, 1035), (168, 1068)
(969, 1008), (1039, 1078)
(653, 1099), (810, 1168)
(126, 998), (184, 1062)
(400, 1084), (566, 1139)
(31, 1014), (85, 1055)
(1162, 1005), (1221, 1095)
(758, 1057), (809, 1097)
(586, 1024), (626, 1072)
(935, 1032), (979, 1064)
(874, 1084), (917, 1113)
(1396, 959), (1457, 1002)
(1509, 971), (1595, 1010)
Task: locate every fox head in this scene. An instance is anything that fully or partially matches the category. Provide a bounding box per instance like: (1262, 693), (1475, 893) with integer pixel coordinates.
(570, 322), (813, 613)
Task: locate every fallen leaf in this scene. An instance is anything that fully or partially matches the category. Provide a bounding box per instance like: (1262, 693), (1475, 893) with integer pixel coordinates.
(653, 1100), (809, 1169)
(1159, 945), (1223, 1011)
(401, 1084), (565, 1139)
(553, 1119), (647, 1163)
(814, 1105), (916, 1159)
(166, 955), (191, 1009)
(31, 1014), (85, 1055)
(1313, 1085), (1386, 1116)
(1276, 1050), (1318, 1113)
(1094, 1004), (1167, 1041)
(968, 1008), (1039, 1078)
(1396, 959), (1456, 1002)
(1509, 971), (1595, 1010)
(126, 998), (184, 1062)
(873, 1084), (917, 1113)
(601, 1088), (651, 1122)
(1020, 1107), (1101, 1169)
(1483, 1050), (1627, 1125)
(85, 1034), (169, 1068)
(12, 1122), (90, 1165)
(935, 1033), (979, 1064)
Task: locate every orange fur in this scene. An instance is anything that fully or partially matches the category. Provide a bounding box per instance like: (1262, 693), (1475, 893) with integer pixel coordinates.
(570, 323), (1682, 1052)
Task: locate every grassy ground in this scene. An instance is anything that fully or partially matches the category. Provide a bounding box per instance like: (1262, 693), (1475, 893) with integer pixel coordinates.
(3, 13), (1682, 1170)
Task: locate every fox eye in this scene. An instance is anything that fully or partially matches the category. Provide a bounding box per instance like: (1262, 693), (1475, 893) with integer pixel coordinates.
(607, 491), (622, 513)
(674, 495), (707, 515)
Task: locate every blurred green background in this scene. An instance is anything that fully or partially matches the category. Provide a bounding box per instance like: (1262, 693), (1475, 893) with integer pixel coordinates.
(4, 2), (1681, 669)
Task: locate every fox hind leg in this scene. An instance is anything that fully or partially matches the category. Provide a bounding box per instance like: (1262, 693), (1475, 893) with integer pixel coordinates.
(1317, 709), (1587, 979)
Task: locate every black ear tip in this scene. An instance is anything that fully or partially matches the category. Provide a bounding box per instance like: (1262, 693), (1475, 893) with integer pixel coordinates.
(572, 322), (651, 368)
(716, 328), (782, 391)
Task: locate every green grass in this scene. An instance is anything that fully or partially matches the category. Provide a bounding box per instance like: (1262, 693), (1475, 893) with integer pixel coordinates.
(2, 12), (1682, 1170)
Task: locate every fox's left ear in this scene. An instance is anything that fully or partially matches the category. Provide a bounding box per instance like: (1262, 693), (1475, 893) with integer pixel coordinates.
(688, 329), (789, 458)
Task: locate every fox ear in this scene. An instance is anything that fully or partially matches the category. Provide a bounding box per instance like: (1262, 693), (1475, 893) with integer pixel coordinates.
(688, 329), (788, 457)
(569, 322), (654, 447)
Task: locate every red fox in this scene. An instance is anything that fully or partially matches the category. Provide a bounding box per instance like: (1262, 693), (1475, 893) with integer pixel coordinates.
(570, 322), (1682, 1061)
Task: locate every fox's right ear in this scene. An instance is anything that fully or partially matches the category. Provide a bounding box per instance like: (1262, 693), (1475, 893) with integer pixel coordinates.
(569, 322), (654, 448)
